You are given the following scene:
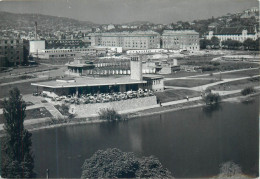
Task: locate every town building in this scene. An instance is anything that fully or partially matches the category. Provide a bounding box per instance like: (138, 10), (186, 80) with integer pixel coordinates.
(107, 24), (115, 30)
(46, 39), (89, 48)
(31, 55), (164, 97)
(206, 26), (259, 42)
(0, 38), (26, 66)
(126, 49), (167, 54)
(142, 59), (179, 74)
(87, 31), (160, 50)
(161, 30), (200, 51)
(65, 57), (95, 76)
(241, 7), (259, 19)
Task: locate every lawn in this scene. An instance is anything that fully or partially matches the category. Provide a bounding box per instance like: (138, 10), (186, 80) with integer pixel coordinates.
(154, 89), (201, 103)
(179, 54), (259, 72)
(0, 107), (52, 124)
(164, 79), (220, 87)
(0, 75), (36, 84)
(0, 65), (58, 77)
(209, 77), (260, 91)
(0, 80), (47, 99)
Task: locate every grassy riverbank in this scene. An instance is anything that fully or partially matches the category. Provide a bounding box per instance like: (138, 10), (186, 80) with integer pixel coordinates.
(4, 92), (258, 134)
(0, 91), (258, 136)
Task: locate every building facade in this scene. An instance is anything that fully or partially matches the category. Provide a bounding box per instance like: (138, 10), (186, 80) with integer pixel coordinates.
(206, 26), (259, 42)
(0, 38), (25, 66)
(87, 31), (160, 50)
(161, 30), (200, 51)
(32, 46), (108, 59)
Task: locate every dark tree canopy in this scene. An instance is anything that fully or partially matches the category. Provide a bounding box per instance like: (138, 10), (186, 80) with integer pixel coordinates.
(203, 92), (221, 105)
(211, 36), (220, 47)
(81, 148), (173, 178)
(1, 87), (35, 178)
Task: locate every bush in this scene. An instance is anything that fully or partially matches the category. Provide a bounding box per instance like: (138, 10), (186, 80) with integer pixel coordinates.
(98, 108), (122, 121)
(203, 92), (221, 105)
(241, 86), (255, 96)
(217, 161), (243, 179)
(81, 148), (173, 178)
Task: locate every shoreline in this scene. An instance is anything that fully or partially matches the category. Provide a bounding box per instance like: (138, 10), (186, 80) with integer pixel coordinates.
(24, 92), (260, 133)
(0, 92), (258, 135)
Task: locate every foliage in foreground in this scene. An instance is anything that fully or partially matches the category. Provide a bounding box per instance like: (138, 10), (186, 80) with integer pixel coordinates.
(241, 86), (255, 96)
(98, 108), (123, 121)
(81, 148), (173, 178)
(215, 161), (244, 179)
(1, 87), (35, 178)
(203, 92), (221, 105)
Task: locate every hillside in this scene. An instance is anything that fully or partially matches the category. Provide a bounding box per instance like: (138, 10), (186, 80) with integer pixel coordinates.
(0, 11), (96, 32)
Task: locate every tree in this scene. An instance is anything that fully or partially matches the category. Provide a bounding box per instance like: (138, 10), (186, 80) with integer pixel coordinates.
(203, 92), (221, 105)
(200, 39), (212, 49)
(217, 161), (243, 179)
(98, 108), (123, 122)
(222, 39), (242, 50)
(1, 88), (35, 178)
(241, 86), (255, 96)
(81, 148), (173, 178)
(243, 38), (255, 50)
(211, 36), (220, 48)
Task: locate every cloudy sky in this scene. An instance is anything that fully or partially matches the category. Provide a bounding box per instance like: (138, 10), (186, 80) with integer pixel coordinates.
(0, 0), (258, 24)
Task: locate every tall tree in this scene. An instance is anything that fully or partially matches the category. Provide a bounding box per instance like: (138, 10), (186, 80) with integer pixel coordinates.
(1, 88), (35, 178)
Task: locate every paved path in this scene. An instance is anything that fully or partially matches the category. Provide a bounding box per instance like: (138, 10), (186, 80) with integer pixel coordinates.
(164, 67), (259, 81)
(191, 75), (260, 91)
(165, 75), (260, 91)
(43, 103), (63, 119)
(161, 87), (260, 107)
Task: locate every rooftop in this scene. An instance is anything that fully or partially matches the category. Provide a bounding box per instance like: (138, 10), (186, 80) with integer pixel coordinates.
(89, 31), (160, 37)
(143, 74), (164, 80)
(31, 76), (147, 88)
(214, 26), (257, 35)
(162, 30), (199, 35)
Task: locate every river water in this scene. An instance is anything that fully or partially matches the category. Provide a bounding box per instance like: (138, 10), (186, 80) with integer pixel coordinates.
(32, 98), (259, 178)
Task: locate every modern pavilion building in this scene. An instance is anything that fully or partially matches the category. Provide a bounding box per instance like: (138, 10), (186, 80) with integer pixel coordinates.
(31, 56), (164, 97)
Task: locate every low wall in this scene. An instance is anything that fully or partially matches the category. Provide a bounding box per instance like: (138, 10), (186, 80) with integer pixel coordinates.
(69, 96), (157, 118)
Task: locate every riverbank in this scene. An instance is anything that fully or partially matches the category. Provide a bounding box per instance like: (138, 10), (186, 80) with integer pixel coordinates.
(0, 91), (256, 136)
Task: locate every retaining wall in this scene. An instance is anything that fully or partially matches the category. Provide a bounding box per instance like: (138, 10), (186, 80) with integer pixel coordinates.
(69, 96), (157, 118)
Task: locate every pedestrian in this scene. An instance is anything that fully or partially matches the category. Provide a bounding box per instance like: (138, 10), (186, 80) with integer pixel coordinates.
(186, 96), (189, 101)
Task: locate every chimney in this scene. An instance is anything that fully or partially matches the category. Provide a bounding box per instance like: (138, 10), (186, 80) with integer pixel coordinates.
(35, 21), (38, 40)
(130, 56), (143, 81)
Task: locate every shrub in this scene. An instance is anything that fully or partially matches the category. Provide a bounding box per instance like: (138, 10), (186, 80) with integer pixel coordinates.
(98, 108), (122, 121)
(241, 86), (255, 96)
(217, 161), (242, 179)
(203, 92), (221, 105)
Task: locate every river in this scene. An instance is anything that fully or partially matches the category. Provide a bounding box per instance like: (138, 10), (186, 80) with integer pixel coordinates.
(32, 98), (259, 178)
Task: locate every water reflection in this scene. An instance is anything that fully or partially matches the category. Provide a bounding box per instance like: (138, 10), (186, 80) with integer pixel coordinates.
(241, 98), (256, 105)
(32, 99), (259, 178)
(202, 103), (222, 117)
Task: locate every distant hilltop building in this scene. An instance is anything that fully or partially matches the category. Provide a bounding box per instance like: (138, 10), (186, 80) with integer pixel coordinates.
(241, 7), (259, 19)
(206, 26), (259, 42)
(86, 31), (160, 50)
(107, 24), (115, 30)
(161, 30), (200, 51)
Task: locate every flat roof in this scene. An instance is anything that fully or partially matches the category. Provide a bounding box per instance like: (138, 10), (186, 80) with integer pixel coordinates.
(31, 76), (146, 88)
(143, 74), (164, 80)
